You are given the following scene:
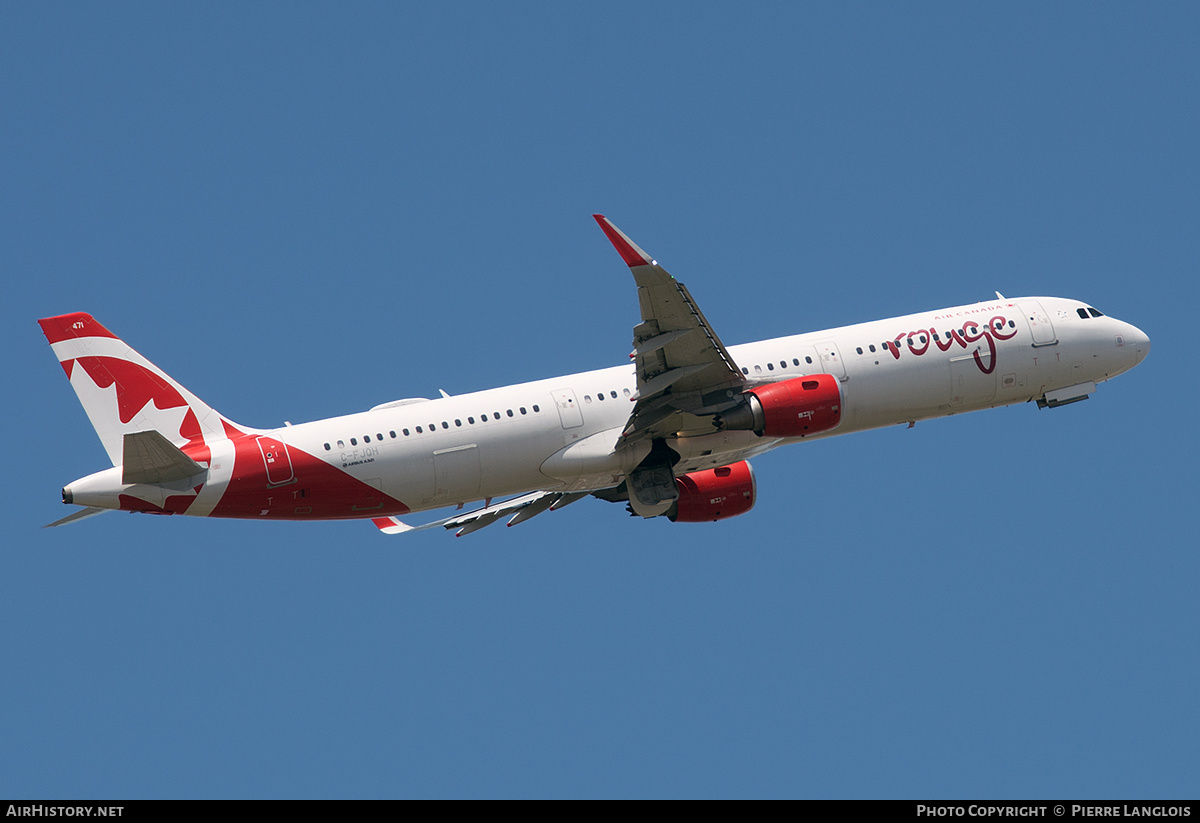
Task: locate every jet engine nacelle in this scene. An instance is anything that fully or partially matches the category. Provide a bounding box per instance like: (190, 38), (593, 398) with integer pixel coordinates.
(718, 374), (842, 437)
(669, 461), (756, 522)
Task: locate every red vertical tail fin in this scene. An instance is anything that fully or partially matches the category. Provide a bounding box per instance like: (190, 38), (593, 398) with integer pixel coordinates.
(39, 313), (254, 466)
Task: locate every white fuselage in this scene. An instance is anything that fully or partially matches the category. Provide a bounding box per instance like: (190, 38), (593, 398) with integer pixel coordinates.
(165, 295), (1147, 518)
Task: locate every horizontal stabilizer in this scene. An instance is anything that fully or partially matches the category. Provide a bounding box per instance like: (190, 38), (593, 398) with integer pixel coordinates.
(122, 430), (206, 485)
(44, 506), (110, 528)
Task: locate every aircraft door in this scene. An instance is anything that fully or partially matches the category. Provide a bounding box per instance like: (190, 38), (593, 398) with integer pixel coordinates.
(256, 436), (295, 485)
(813, 341), (847, 380)
(551, 388), (584, 429)
(1019, 301), (1058, 346)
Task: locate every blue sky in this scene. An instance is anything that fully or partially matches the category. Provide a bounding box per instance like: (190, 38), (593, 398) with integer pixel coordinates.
(2, 3), (1196, 798)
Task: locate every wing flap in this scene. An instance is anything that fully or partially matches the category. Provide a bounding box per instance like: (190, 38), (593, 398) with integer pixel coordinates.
(631, 328), (694, 358)
(371, 490), (590, 537)
(593, 215), (746, 440)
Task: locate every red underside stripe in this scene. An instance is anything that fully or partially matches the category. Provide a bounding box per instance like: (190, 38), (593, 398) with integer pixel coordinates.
(208, 437), (411, 520)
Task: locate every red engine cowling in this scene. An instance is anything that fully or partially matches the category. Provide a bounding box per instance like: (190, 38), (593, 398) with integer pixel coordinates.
(670, 461), (756, 522)
(720, 373), (842, 437)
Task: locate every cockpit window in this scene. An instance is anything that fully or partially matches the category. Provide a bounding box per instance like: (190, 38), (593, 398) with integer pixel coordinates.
(1077, 308), (1089, 319)
(1088, 308), (1104, 318)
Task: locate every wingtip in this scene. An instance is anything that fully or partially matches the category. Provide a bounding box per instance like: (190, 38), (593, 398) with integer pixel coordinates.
(372, 516), (413, 535)
(593, 214), (653, 268)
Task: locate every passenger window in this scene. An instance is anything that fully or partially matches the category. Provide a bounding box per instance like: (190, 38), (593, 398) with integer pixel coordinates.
(507, 409), (514, 417)
(597, 392), (605, 401)
(455, 419), (462, 427)
(767, 362), (774, 371)
(468, 417), (475, 424)
(805, 356), (813, 364)
(416, 426), (422, 433)
(403, 429), (410, 436)
(350, 438), (357, 446)
(494, 412), (501, 420)
(869, 344), (876, 352)
(337, 440), (344, 448)
(363, 435), (370, 442)
(742, 367), (749, 375)
(792, 358), (800, 366)
(584, 395), (592, 403)
(534, 404), (541, 412)
(389, 431), (396, 438)
(324, 443), (331, 451)
(623, 388), (631, 397)
(855, 347), (863, 355)
(442, 421), (449, 429)
(609, 392), (616, 399)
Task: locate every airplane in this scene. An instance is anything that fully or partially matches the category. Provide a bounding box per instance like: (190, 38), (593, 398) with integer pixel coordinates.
(40, 215), (1150, 536)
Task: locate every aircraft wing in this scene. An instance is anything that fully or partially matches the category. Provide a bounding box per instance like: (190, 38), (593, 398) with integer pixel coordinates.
(373, 490), (591, 537)
(593, 215), (747, 441)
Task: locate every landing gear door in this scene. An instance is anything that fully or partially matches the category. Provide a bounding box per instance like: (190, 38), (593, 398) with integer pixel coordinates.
(551, 388), (584, 429)
(1019, 301), (1058, 347)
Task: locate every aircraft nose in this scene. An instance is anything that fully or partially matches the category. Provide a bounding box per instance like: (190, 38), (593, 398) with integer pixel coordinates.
(1127, 323), (1151, 366)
